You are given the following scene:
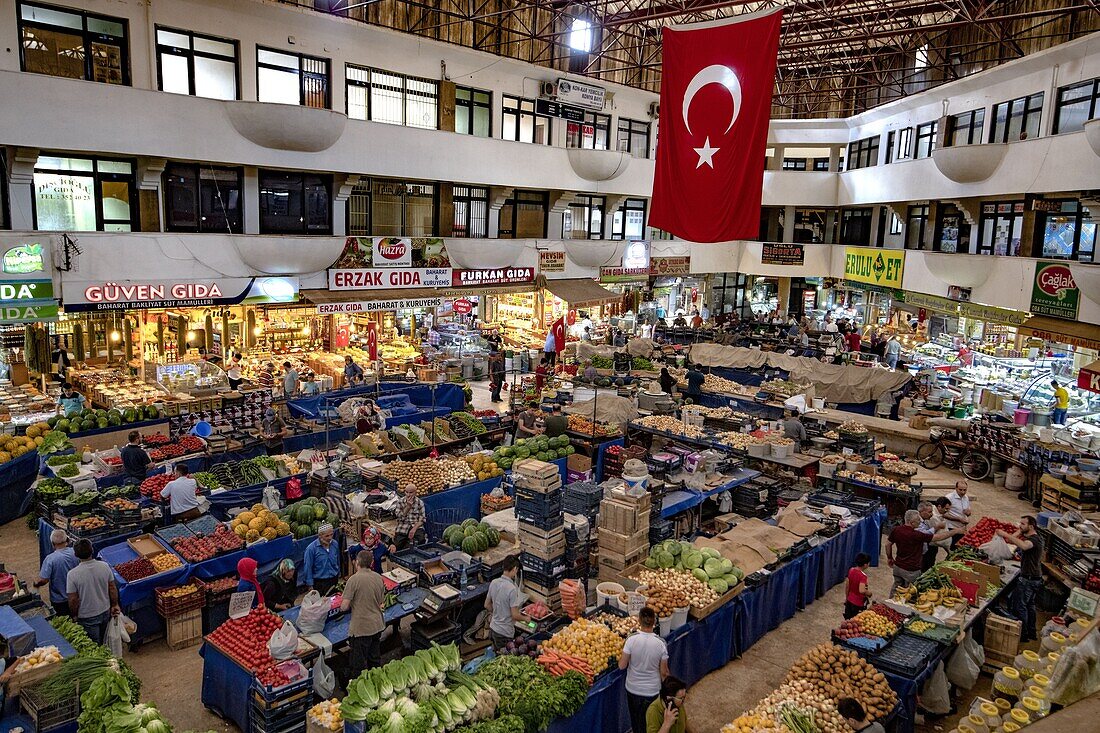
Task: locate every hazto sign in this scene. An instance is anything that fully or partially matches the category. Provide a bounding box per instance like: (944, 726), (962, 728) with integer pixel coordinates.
(1030, 260), (1080, 320)
(843, 247), (905, 289)
(2, 243), (45, 274)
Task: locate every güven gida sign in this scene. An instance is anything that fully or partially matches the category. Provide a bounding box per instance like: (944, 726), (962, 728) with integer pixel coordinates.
(1030, 260), (1080, 320)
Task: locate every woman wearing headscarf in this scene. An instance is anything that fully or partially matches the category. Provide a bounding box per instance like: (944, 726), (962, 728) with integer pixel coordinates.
(236, 557), (264, 609)
(262, 559), (298, 611)
(355, 400), (382, 435)
(354, 527), (390, 573)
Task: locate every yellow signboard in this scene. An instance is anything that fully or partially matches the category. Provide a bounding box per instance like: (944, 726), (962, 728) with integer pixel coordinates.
(844, 247), (905, 289)
(901, 291), (1029, 326)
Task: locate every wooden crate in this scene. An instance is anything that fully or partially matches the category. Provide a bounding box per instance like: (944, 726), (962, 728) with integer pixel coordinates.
(599, 498), (649, 535)
(7, 660), (62, 697)
(598, 547), (647, 572)
(597, 528), (650, 557)
(166, 608), (203, 651)
(520, 535), (566, 560)
(984, 612), (1022, 661)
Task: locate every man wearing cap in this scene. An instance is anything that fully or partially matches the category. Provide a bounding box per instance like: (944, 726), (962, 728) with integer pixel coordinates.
(301, 523), (341, 596)
(35, 530), (78, 616)
(258, 408), (287, 455)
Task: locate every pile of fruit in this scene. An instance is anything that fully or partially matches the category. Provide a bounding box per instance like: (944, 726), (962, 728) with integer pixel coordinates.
(442, 519), (502, 555)
(70, 515), (107, 533)
(309, 699), (343, 731)
(715, 431), (764, 451)
(231, 503), (294, 541)
(783, 644), (897, 720)
(149, 443), (187, 461)
(499, 636), (542, 658)
(880, 459), (918, 476)
(566, 415), (618, 437)
(449, 411), (488, 437)
(206, 606), (286, 673)
(35, 477), (73, 502)
(838, 420), (868, 435)
(150, 553), (182, 573)
(47, 405), (160, 436)
(957, 516), (1018, 548)
(725, 681), (847, 733)
(12, 645), (62, 673)
(139, 474), (173, 500)
(172, 525), (246, 562)
(697, 372), (744, 394)
(202, 576), (238, 595)
(836, 610), (898, 641)
(908, 619), (937, 634)
(463, 453), (504, 481)
(590, 612), (639, 638)
(870, 602), (905, 626)
(436, 457), (476, 486)
(103, 498), (139, 512)
(480, 493), (513, 514)
(540, 618), (623, 675)
(143, 433), (171, 446)
(114, 557), (157, 581)
(274, 498), (329, 540)
(635, 414), (706, 440)
(642, 540), (744, 596)
(491, 434), (573, 470)
(382, 458), (445, 495)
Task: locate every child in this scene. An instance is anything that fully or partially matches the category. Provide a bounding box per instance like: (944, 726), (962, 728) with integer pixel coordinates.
(845, 552), (872, 619)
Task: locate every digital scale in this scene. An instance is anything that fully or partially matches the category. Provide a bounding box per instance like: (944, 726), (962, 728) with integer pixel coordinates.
(381, 566), (417, 592)
(420, 583), (461, 614)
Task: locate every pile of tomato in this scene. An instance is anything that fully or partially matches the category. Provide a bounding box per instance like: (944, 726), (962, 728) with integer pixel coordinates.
(178, 435), (206, 453)
(957, 517), (1020, 548)
(139, 474), (172, 500)
(143, 433), (171, 447)
(149, 443), (187, 461)
(207, 607), (286, 675)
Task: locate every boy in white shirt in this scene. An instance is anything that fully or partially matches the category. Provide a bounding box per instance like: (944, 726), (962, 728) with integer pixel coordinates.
(619, 607), (669, 733)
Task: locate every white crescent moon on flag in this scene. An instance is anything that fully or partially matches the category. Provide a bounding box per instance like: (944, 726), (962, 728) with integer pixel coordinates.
(682, 64), (742, 136)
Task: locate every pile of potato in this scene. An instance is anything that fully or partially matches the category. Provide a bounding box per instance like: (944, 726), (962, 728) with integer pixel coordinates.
(634, 568), (719, 610)
(784, 643), (897, 720)
(381, 458), (445, 495)
(636, 415), (706, 439)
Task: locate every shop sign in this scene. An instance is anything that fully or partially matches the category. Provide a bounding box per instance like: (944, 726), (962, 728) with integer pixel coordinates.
(451, 267), (534, 287)
(452, 299), (474, 314)
(1030, 260), (1080, 320)
(841, 280), (901, 297)
(901, 290), (1029, 326)
(330, 237), (451, 269)
(316, 298), (444, 315)
(539, 251), (566, 273)
(843, 247), (904, 289)
(2, 243), (46, 275)
(555, 78), (606, 110)
(535, 99), (585, 122)
(600, 266), (649, 283)
(63, 277), (299, 312)
(0, 300), (59, 323)
(649, 256), (690, 276)
(1077, 361), (1100, 393)
(601, 240), (651, 282)
(760, 242), (805, 266)
(0, 280), (53, 301)
(328, 268), (452, 291)
(1020, 325), (1100, 352)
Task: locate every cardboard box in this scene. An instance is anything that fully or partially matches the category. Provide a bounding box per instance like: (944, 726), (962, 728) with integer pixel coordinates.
(962, 560), (1002, 589)
(567, 454), (593, 483)
(600, 497), (649, 535)
(908, 415), (930, 430)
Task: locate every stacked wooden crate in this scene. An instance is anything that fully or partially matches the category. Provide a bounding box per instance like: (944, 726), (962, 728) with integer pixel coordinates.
(514, 460), (565, 612)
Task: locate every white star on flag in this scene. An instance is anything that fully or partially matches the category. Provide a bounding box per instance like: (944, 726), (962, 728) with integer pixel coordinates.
(694, 137), (719, 168)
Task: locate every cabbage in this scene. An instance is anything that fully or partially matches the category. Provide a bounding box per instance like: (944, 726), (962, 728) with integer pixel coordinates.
(649, 545), (663, 559)
(133, 704), (160, 726)
(349, 675), (380, 708)
(644, 557), (658, 569)
(701, 547), (720, 560)
(446, 690), (470, 715)
(691, 567), (708, 582)
(722, 572), (740, 587)
(704, 558), (724, 578)
(373, 667), (395, 699)
(682, 552), (703, 570)
(679, 541), (693, 556)
(143, 720), (170, 733)
(656, 551), (675, 569)
(663, 540), (681, 556)
(718, 558), (733, 574)
(709, 578), (729, 594)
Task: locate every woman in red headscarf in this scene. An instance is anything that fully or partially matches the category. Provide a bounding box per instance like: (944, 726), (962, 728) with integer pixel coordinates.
(236, 557), (265, 609)
(355, 526), (390, 573)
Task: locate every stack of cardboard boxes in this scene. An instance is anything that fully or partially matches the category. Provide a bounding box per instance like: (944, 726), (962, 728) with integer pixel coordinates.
(514, 459), (566, 612)
(597, 489), (651, 581)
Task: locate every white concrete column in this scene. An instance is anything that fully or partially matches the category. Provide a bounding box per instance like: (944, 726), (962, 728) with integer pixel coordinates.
(243, 167), (260, 234)
(782, 206), (796, 243)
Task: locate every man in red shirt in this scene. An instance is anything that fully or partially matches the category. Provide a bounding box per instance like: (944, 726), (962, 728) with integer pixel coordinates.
(886, 510), (963, 596)
(845, 327), (862, 355)
(534, 358), (548, 393)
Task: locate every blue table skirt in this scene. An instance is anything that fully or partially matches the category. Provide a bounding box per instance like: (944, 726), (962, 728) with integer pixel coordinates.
(26, 615), (78, 658)
(200, 642), (252, 731)
(423, 476), (504, 528)
(288, 382), (466, 420)
(6, 451), (43, 524)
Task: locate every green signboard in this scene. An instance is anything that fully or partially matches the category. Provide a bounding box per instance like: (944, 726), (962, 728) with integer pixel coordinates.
(0, 300), (58, 323)
(2, 243), (45, 274)
(0, 280), (53, 301)
(1030, 260), (1080, 320)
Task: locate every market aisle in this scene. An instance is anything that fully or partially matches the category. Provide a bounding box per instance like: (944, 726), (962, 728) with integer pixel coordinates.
(683, 470), (1038, 733)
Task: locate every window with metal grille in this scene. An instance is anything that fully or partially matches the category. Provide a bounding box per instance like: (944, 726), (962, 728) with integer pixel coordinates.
(499, 191), (548, 238)
(616, 118), (650, 157)
(359, 179), (437, 237)
(452, 185), (488, 238)
(163, 163), (242, 233)
(455, 85), (491, 137)
(502, 95), (551, 145)
(19, 2), (129, 85)
(989, 93), (1043, 142)
(257, 47), (329, 109)
(812, 158), (830, 171)
(1054, 78), (1100, 134)
(914, 121), (938, 158)
(945, 108), (985, 146)
(846, 136), (880, 170)
(156, 27), (237, 100)
(781, 158), (807, 170)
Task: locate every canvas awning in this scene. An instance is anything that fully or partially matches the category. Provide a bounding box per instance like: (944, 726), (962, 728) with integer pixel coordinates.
(541, 277), (619, 308)
(1018, 316), (1100, 352)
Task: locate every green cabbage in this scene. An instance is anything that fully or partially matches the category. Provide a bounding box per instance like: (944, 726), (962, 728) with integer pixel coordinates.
(682, 552), (703, 570)
(709, 578), (729, 594)
(656, 551), (675, 569)
(704, 558), (724, 578)
(692, 568), (708, 582)
(719, 558), (733, 574)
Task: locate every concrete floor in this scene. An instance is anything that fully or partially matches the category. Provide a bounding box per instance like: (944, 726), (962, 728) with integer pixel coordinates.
(0, 379), (1042, 731)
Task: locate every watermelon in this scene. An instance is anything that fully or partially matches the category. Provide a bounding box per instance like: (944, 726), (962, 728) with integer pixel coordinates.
(295, 525), (312, 539)
(461, 518), (478, 529)
(461, 536), (479, 554)
(463, 526), (477, 538)
(313, 505), (326, 520)
(477, 532), (490, 552)
(123, 408), (138, 422)
(485, 527), (500, 546)
(444, 525), (463, 546)
(477, 522), (490, 534)
(145, 406), (159, 420)
(47, 416), (59, 428)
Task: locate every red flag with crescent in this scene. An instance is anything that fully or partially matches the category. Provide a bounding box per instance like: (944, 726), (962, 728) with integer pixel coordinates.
(649, 10), (782, 243)
(551, 317), (566, 353)
(366, 322), (378, 361)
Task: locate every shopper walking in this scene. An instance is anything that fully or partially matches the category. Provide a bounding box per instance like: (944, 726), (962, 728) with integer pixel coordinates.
(301, 524), (341, 595)
(485, 556), (524, 650)
(35, 530), (78, 617)
(66, 539), (119, 645)
(883, 334), (901, 369)
(998, 516), (1045, 642)
(619, 607), (669, 733)
(341, 549), (387, 677)
(646, 676), (688, 733)
(258, 407), (287, 455)
(119, 430), (150, 483)
(543, 329), (557, 368)
(844, 553), (872, 619)
(489, 352), (505, 403)
(1051, 380), (1070, 425)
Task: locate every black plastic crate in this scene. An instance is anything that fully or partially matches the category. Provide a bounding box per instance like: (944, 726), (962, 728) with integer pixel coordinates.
(515, 510), (564, 530)
(523, 567), (566, 590)
(869, 633), (940, 676)
(516, 487), (564, 512)
(521, 552), (566, 577)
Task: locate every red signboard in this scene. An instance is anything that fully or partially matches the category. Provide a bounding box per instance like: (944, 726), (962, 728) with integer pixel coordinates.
(1078, 361), (1100, 393)
(452, 299), (474, 314)
(451, 267), (535, 287)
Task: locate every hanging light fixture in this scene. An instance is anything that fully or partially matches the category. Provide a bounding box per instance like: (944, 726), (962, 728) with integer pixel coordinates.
(109, 330), (121, 342)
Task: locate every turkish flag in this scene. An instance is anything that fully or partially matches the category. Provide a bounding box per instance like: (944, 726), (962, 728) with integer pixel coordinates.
(551, 317), (566, 353)
(365, 322), (378, 361)
(649, 10), (783, 243)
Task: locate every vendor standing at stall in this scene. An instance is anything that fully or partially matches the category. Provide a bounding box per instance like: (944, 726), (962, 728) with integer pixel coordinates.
(485, 556), (524, 650)
(160, 463), (204, 522)
(355, 401), (382, 434)
(1051, 380), (1070, 425)
(344, 355), (365, 386)
(997, 516), (1044, 643)
(341, 549), (387, 676)
(56, 382), (86, 417)
(516, 402), (543, 439)
(301, 524), (341, 596)
(120, 431), (151, 483)
(390, 483), (427, 551)
(36, 529), (78, 617)
(544, 404), (568, 438)
(262, 559), (297, 612)
(352, 527), (389, 573)
(66, 539), (119, 645)
(282, 361), (300, 397)
(782, 411), (808, 446)
(226, 353), (244, 390)
(259, 408), (287, 455)
(684, 363), (705, 400)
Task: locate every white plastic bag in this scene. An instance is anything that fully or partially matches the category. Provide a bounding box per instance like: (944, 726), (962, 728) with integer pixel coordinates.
(963, 629), (985, 669)
(297, 591), (329, 636)
(105, 615), (125, 657)
(947, 635), (981, 690)
(313, 655), (336, 699)
(262, 485), (282, 512)
(268, 620), (299, 660)
(921, 662), (951, 715)
(979, 535), (1015, 565)
(1049, 627), (1100, 706)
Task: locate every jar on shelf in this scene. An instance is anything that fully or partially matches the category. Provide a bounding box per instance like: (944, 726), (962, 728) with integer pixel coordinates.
(1014, 650), (1042, 678)
(993, 666), (1024, 702)
(1040, 631), (1067, 655)
(1002, 708), (1031, 729)
(979, 702), (1002, 729)
(1013, 696), (1046, 723)
(963, 715), (990, 733)
(1030, 673), (1050, 690)
(1026, 687), (1050, 716)
(994, 697), (1013, 717)
(1002, 723), (1022, 733)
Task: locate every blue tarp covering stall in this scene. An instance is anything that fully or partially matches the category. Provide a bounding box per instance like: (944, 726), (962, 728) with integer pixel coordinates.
(287, 382), (466, 420)
(5, 451), (45, 524)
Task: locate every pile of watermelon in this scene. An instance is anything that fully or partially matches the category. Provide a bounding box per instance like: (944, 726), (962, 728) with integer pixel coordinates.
(491, 435), (573, 470)
(443, 518), (502, 555)
(47, 405), (160, 435)
(276, 497), (331, 539)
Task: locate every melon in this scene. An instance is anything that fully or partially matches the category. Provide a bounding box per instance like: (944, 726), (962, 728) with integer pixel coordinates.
(485, 527), (500, 546)
(461, 518), (478, 529)
(461, 536), (479, 554)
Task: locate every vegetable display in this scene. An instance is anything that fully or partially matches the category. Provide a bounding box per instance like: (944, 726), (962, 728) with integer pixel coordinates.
(957, 516), (1018, 548)
(310, 699), (343, 731)
(641, 541), (743, 598)
(206, 606), (286, 674)
(492, 435), (572, 470)
(34, 477), (73, 501)
(442, 519), (502, 555)
(450, 411), (488, 437)
(783, 644), (897, 720)
(231, 503), (294, 541)
(172, 525), (245, 561)
(464, 453), (504, 481)
(540, 618), (623, 676)
(474, 654), (590, 732)
(383, 458), (446, 495)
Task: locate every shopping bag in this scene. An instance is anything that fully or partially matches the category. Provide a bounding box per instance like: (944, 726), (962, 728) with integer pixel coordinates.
(979, 535), (1015, 565)
(268, 620), (299, 660)
(119, 613), (135, 641)
(262, 485), (282, 512)
(297, 591), (329, 636)
(920, 661), (951, 715)
(106, 615), (125, 658)
(285, 477), (303, 500)
(313, 655), (336, 699)
(946, 635), (980, 690)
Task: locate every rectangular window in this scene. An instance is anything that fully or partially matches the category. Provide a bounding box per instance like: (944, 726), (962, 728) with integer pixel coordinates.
(258, 170), (331, 234)
(564, 194), (605, 240)
(781, 158), (807, 171)
(914, 121), (938, 159)
(945, 108), (985, 146)
(33, 154), (136, 231)
(257, 47), (329, 109)
(156, 27), (238, 100)
(616, 118), (650, 158)
(499, 190), (547, 238)
(345, 64), (370, 120)
(1053, 78), (1100, 134)
(812, 158), (830, 171)
(977, 201), (1025, 256)
(887, 128), (912, 163)
(989, 92), (1043, 142)
(846, 136), (880, 170)
(567, 112), (611, 150)
(934, 203), (970, 254)
(163, 163), (242, 233)
(839, 208), (873, 246)
(362, 179), (436, 237)
(611, 199), (647, 240)
(889, 213), (902, 235)
(905, 205), (929, 249)
(19, 2), (128, 85)
(452, 185), (488, 238)
(1037, 200), (1097, 262)
(502, 95), (551, 145)
(455, 85), (491, 137)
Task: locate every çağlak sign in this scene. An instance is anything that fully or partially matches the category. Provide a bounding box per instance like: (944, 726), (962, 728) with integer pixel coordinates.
(63, 277), (299, 312)
(2, 243), (45, 275)
(1030, 260), (1080, 320)
(843, 247), (905, 289)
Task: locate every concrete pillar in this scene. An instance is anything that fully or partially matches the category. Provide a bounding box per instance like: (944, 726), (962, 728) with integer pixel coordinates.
(824, 210), (838, 243)
(768, 145), (784, 171)
(828, 146), (841, 172)
(243, 168), (260, 234)
(782, 206), (796, 243)
(777, 277), (792, 317)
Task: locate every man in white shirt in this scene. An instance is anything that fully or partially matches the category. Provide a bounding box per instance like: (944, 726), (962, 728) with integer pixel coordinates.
(943, 479), (972, 546)
(485, 556), (524, 650)
(618, 607), (669, 733)
(160, 463), (203, 521)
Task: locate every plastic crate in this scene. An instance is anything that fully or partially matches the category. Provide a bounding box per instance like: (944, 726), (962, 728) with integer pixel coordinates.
(520, 552), (567, 578)
(251, 661), (312, 704)
(869, 633), (941, 676)
(21, 683), (80, 732)
(155, 523), (195, 544)
(186, 514), (221, 536)
(156, 583), (205, 617)
(202, 598), (231, 634)
(515, 510), (564, 530)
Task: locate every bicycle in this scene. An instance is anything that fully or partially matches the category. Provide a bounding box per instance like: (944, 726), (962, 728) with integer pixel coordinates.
(914, 427), (992, 481)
